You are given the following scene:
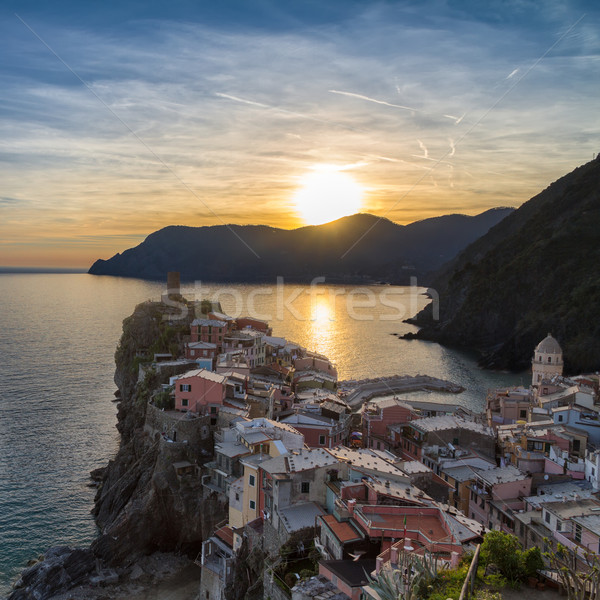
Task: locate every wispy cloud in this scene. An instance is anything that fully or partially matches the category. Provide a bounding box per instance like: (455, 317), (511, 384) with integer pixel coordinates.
(0, 2), (597, 265)
(329, 89), (418, 112)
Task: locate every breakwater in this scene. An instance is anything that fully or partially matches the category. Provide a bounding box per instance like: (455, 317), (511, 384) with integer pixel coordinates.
(339, 375), (464, 409)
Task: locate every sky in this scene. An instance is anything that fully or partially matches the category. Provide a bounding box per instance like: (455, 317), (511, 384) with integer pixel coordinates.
(1, 0), (599, 268)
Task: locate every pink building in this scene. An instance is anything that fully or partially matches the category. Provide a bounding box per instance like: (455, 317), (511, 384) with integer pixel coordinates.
(190, 318), (228, 352)
(362, 397), (414, 450)
(185, 341), (217, 362)
(235, 316), (272, 335)
(469, 466), (531, 532)
(174, 369), (227, 413)
(294, 354), (338, 379)
(279, 411), (346, 448)
(318, 560), (374, 600)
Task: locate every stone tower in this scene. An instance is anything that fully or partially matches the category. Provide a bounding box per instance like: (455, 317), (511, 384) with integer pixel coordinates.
(531, 333), (563, 386)
(167, 271), (180, 296)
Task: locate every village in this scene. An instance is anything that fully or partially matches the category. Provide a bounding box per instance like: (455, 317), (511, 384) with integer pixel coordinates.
(136, 275), (600, 600)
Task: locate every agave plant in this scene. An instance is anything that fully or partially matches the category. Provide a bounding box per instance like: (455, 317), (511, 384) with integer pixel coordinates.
(365, 550), (446, 600)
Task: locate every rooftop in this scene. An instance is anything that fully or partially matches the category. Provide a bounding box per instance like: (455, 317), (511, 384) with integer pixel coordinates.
(572, 514), (600, 535)
(409, 415), (492, 435)
(260, 448), (339, 474)
(175, 368), (227, 384)
(191, 318), (228, 327)
(279, 501), (325, 533)
(187, 341), (217, 349)
(327, 447), (406, 478)
(320, 514), (364, 543)
(535, 333), (562, 355)
(321, 559), (376, 588)
(543, 498), (600, 519)
(476, 465), (528, 485)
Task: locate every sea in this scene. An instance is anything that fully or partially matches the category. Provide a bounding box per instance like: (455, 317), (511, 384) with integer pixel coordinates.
(0, 274), (524, 595)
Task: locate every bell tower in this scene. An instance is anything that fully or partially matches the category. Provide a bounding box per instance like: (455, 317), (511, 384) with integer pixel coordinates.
(532, 333), (563, 386)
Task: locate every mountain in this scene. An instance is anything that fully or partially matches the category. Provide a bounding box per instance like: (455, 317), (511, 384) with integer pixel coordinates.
(410, 156), (600, 374)
(88, 209), (513, 284)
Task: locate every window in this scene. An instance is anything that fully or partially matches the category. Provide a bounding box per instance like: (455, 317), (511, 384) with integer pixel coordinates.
(548, 356), (552, 363)
(235, 493), (240, 501)
(301, 482), (310, 494)
(575, 523), (582, 543)
(319, 435), (326, 445)
(249, 474), (255, 487)
(558, 415), (564, 422)
(180, 384), (191, 392)
(545, 511), (551, 524)
(520, 410), (527, 419)
(249, 500), (256, 510)
(182, 398), (188, 407)
(557, 519), (563, 532)
(210, 406), (217, 414)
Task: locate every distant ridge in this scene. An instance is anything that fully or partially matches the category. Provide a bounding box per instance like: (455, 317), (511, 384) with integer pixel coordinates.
(88, 209), (513, 284)
(410, 156), (600, 373)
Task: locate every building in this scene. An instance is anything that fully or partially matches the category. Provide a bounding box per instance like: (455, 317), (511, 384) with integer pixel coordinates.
(173, 369), (227, 414)
(185, 340), (217, 367)
(190, 318), (229, 353)
(532, 333), (563, 386)
(469, 465), (532, 532)
(393, 415), (495, 463)
(280, 409), (348, 449)
(361, 397), (414, 450)
(486, 387), (532, 428)
(223, 330), (266, 369)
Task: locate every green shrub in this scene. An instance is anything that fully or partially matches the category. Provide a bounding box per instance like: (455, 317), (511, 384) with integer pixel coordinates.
(154, 390), (174, 410)
(521, 546), (544, 578)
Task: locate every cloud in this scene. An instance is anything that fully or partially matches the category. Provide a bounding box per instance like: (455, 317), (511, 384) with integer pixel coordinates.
(0, 1), (598, 264)
(328, 89), (418, 112)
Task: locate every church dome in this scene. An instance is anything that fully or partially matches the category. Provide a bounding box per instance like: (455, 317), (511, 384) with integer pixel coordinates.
(535, 333), (562, 355)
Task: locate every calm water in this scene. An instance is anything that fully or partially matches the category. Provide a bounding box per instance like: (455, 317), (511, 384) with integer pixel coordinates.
(0, 275), (522, 594)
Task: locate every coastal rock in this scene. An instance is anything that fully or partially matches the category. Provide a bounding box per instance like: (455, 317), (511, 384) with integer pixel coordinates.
(8, 547), (95, 600)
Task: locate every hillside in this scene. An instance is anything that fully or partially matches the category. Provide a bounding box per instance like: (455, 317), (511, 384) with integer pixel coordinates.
(410, 156), (600, 373)
(88, 209), (513, 284)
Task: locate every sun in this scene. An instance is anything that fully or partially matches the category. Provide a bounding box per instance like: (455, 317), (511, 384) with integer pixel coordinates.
(294, 167), (363, 225)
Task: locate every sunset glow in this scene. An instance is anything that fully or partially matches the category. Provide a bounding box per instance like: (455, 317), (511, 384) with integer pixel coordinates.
(0, 1), (598, 267)
(294, 169), (364, 226)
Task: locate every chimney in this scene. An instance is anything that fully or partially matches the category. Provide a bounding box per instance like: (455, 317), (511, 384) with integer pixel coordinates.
(347, 498), (356, 516)
(390, 546), (399, 564)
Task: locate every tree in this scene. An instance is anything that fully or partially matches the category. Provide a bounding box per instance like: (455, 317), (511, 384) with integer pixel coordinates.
(480, 531), (523, 584)
(543, 540), (600, 600)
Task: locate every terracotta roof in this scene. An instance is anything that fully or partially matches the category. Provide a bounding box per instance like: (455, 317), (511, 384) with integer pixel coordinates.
(215, 525), (234, 548)
(321, 514), (363, 543)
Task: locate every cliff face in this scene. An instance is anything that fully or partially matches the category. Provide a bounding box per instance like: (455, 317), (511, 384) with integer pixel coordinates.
(411, 156), (600, 372)
(88, 209), (513, 284)
(92, 300), (227, 565)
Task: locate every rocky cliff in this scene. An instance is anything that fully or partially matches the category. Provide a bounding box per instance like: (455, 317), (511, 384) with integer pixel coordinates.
(8, 299), (228, 599)
(410, 156), (600, 373)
